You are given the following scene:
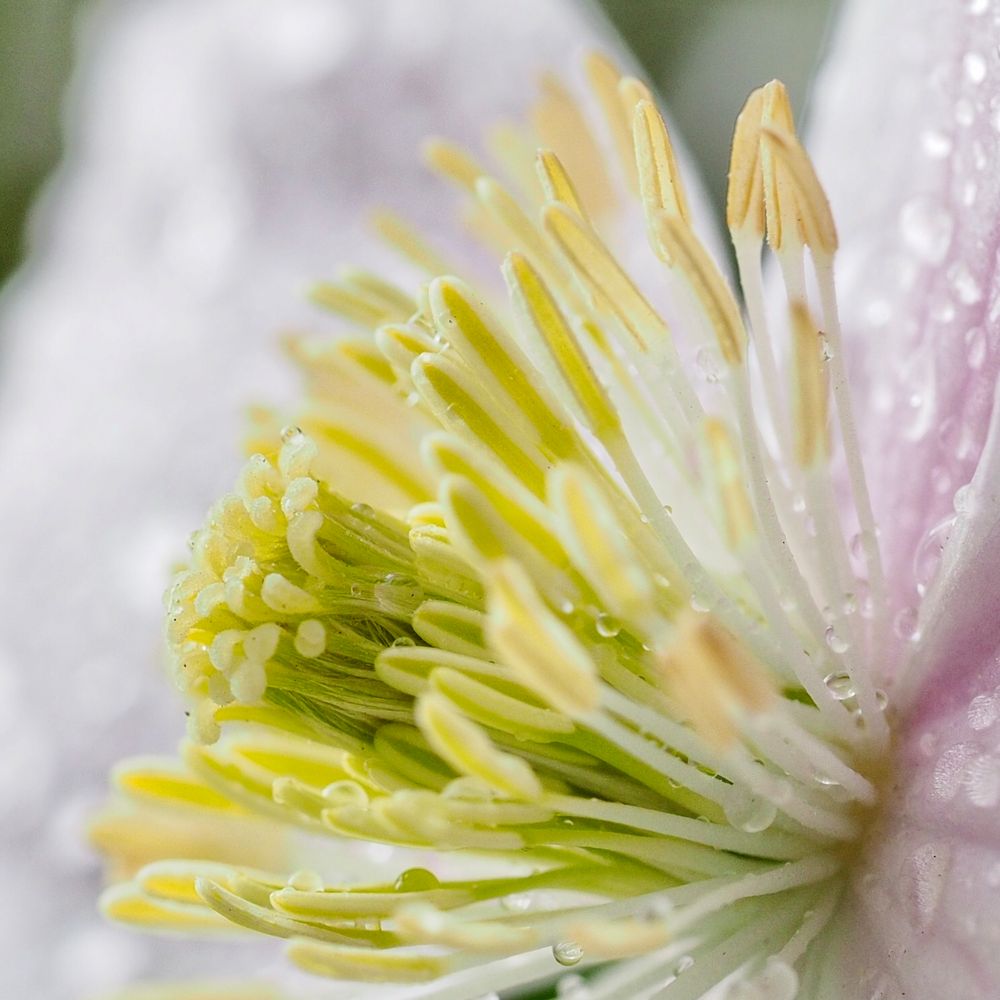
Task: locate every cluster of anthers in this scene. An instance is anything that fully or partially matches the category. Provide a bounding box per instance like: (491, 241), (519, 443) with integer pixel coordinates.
(96, 54), (895, 1000)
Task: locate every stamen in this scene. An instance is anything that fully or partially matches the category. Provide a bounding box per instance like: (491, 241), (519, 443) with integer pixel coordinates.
(584, 52), (639, 193)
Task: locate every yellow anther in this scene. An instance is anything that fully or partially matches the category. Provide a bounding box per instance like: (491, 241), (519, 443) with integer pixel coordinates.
(651, 212), (746, 366)
(658, 613), (775, 749)
(536, 149), (587, 220)
(726, 86), (767, 238)
(486, 559), (600, 718)
(791, 301), (830, 467)
(585, 51), (640, 193)
(633, 99), (691, 235)
(761, 125), (839, 256)
(422, 138), (486, 193)
(416, 692), (544, 800)
(487, 120), (542, 204)
(543, 201), (670, 353)
(548, 464), (655, 626)
(532, 72), (614, 217)
(759, 80), (801, 251)
(370, 210), (455, 277)
(504, 251), (621, 438)
(704, 419), (756, 550)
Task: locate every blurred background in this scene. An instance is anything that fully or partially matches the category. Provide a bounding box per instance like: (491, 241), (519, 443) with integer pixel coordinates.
(0, 0), (837, 291)
(0, 1), (837, 997)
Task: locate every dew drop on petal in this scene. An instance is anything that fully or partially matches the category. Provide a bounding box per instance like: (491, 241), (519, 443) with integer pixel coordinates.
(899, 196), (953, 263)
(921, 129), (953, 158)
(964, 754), (1000, 807)
(949, 262), (983, 305)
(553, 941), (584, 966)
(964, 51), (987, 83)
(675, 955), (695, 975)
(968, 692), (999, 731)
(966, 325), (987, 369)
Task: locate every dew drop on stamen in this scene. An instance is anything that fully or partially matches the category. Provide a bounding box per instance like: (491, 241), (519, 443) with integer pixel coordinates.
(501, 892), (532, 913)
(690, 594), (710, 613)
(393, 867), (440, 893)
(899, 196), (953, 264)
(824, 672), (856, 701)
(725, 794), (777, 833)
(553, 941), (584, 967)
(595, 613), (621, 638)
(824, 626), (849, 654)
(695, 346), (722, 383)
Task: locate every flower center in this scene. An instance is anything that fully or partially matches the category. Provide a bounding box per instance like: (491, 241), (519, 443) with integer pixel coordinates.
(99, 56), (904, 1000)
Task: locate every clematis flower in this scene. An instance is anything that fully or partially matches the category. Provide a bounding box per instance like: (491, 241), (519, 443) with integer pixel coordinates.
(90, 2), (1000, 999)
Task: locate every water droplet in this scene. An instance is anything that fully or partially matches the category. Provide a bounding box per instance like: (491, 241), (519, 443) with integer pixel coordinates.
(280, 425), (304, 443)
(968, 693), (998, 731)
(964, 51), (988, 83)
(725, 794), (777, 833)
(966, 325), (987, 369)
(899, 197), (953, 263)
(595, 613), (621, 638)
(375, 575), (424, 617)
(695, 346), (722, 383)
(553, 941), (584, 966)
(675, 955), (695, 975)
(949, 262), (983, 305)
(559, 599), (576, 615)
(842, 592), (858, 615)
(824, 626), (849, 654)
(812, 769), (840, 787)
(893, 606), (919, 641)
(394, 867), (440, 893)
(875, 689), (889, 711)
(965, 754), (1000, 807)
(921, 129), (953, 158)
(391, 635), (416, 647)
(824, 672), (856, 701)
(956, 98), (976, 126)
(501, 892), (532, 913)
(690, 594), (710, 613)
(819, 334), (835, 360)
(287, 869), (324, 892)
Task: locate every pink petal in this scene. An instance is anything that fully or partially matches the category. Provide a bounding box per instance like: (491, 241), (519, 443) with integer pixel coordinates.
(808, 0), (1000, 625)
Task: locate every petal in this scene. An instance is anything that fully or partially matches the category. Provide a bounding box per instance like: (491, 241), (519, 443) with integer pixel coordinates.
(808, 0), (1000, 623)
